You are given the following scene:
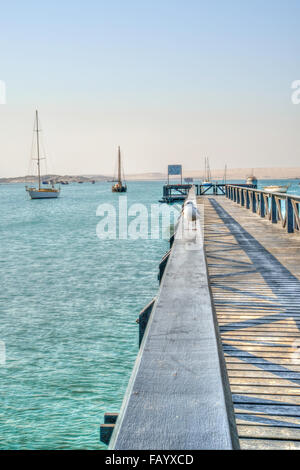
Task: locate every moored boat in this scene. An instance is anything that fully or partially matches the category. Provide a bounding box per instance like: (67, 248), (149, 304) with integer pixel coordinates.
(264, 184), (290, 193)
(112, 146), (127, 192)
(25, 111), (60, 199)
(246, 172), (258, 186)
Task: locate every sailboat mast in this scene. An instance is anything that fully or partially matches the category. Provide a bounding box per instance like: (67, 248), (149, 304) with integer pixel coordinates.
(36, 110), (41, 190)
(118, 146), (121, 184)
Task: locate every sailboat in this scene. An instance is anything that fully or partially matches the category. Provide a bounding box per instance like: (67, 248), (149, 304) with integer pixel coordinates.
(112, 146), (127, 192)
(26, 110), (60, 199)
(202, 157), (212, 186)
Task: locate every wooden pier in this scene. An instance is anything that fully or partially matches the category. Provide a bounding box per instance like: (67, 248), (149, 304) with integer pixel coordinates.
(107, 187), (239, 450)
(102, 184), (300, 450)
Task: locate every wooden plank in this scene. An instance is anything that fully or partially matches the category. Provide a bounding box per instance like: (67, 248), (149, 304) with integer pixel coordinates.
(234, 404), (300, 417)
(232, 394), (300, 405)
(236, 414), (300, 427)
(229, 377), (300, 386)
(240, 439), (300, 450)
(231, 385), (300, 395)
(237, 425), (300, 440)
(228, 370), (300, 379)
(226, 357), (300, 365)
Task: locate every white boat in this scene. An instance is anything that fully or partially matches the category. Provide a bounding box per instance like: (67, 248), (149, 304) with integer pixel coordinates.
(263, 184), (290, 193)
(246, 172), (258, 185)
(26, 110), (60, 199)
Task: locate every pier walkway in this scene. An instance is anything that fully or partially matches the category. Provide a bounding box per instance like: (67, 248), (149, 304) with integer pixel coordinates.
(202, 195), (300, 450)
(108, 188), (238, 450)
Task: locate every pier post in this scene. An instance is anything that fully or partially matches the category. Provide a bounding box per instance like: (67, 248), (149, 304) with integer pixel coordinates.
(252, 191), (256, 213)
(246, 190), (250, 209)
(286, 197), (294, 233)
(260, 194), (265, 217)
(241, 189), (245, 207)
(271, 195), (277, 223)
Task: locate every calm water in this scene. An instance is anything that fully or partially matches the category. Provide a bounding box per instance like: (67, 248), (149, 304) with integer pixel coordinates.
(1, 178), (300, 450)
(0, 181), (169, 449)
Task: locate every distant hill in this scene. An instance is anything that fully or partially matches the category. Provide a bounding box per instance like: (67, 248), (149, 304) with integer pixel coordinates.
(1, 167), (300, 184)
(0, 174), (110, 184)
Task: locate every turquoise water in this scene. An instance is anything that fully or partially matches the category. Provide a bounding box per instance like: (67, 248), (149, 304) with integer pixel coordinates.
(0, 181), (169, 449)
(1, 178), (300, 450)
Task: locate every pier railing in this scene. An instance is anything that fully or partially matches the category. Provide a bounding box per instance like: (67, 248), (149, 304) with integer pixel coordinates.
(225, 184), (300, 234)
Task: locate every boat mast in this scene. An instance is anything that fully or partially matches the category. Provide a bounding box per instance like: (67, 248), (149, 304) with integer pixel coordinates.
(36, 110), (41, 190)
(118, 146), (121, 185)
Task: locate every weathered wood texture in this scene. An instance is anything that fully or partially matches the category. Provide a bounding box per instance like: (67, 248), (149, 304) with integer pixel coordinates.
(202, 195), (300, 450)
(109, 188), (238, 450)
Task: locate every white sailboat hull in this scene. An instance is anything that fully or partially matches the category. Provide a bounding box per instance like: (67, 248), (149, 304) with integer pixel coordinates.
(27, 189), (60, 199)
(263, 185), (289, 194)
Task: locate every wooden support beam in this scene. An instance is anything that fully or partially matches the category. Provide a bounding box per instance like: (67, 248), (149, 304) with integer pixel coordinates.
(104, 413), (119, 424)
(100, 424), (115, 445)
(158, 250), (171, 283)
(137, 298), (156, 347)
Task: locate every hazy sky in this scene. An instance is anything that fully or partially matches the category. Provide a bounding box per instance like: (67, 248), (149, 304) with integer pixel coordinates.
(0, 0), (299, 177)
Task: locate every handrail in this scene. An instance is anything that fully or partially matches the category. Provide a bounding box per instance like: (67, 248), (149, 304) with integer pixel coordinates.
(225, 184), (300, 233)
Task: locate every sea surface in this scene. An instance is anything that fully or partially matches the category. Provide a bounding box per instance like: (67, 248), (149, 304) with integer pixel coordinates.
(0, 178), (299, 450)
(0, 181), (171, 450)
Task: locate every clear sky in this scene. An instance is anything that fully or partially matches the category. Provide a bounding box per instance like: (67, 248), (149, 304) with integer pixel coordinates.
(0, 0), (299, 177)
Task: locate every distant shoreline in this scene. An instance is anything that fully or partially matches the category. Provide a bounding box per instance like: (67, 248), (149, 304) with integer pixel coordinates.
(1, 167), (300, 184)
